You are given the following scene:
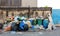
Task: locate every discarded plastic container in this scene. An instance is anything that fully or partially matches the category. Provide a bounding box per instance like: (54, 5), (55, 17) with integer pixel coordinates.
(42, 19), (49, 29)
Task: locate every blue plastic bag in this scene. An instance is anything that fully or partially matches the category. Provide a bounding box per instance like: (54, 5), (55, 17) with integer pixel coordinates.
(19, 20), (29, 31)
(19, 20), (25, 30)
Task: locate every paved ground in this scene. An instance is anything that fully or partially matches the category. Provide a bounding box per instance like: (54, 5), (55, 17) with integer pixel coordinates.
(0, 27), (60, 36)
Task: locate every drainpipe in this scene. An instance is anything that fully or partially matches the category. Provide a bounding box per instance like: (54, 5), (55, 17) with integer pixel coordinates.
(28, 6), (30, 18)
(6, 10), (8, 17)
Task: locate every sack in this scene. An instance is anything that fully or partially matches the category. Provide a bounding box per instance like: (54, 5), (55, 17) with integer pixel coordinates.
(19, 21), (29, 31)
(0, 23), (3, 29)
(25, 21), (31, 28)
(11, 22), (18, 31)
(19, 21), (25, 30)
(4, 26), (11, 32)
(47, 23), (56, 30)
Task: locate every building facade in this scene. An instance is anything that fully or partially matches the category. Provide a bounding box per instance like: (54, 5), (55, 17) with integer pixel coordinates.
(0, 0), (37, 7)
(21, 0), (37, 7)
(0, 0), (52, 23)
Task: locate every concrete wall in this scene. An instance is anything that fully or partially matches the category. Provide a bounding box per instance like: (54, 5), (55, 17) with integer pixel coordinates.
(0, 0), (21, 6)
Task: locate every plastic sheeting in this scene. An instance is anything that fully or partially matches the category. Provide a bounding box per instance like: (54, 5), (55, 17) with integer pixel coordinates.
(52, 9), (60, 24)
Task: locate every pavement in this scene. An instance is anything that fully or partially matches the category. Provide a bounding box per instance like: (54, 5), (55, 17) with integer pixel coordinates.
(0, 27), (60, 36)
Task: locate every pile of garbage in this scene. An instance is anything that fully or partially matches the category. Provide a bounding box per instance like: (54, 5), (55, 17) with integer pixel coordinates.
(0, 13), (56, 32)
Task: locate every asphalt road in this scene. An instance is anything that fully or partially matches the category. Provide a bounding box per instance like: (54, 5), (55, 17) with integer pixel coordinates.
(0, 27), (60, 36)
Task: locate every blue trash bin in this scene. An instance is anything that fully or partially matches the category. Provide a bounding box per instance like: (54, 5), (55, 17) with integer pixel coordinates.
(29, 20), (33, 25)
(42, 19), (49, 29)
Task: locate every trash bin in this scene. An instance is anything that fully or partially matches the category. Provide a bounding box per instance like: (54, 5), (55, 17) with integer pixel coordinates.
(32, 19), (37, 25)
(36, 19), (42, 26)
(42, 19), (49, 29)
(29, 20), (33, 25)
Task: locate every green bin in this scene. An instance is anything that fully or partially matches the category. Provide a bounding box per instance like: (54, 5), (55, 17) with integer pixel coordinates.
(32, 19), (37, 25)
(36, 19), (42, 26)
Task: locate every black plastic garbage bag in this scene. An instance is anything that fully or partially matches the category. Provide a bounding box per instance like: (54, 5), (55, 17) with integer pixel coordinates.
(19, 20), (29, 31)
(19, 24), (29, 31)
(11, 22), (19, 31)
(0, 23), (3, 30)
(19, 21), (29, 31)
(23, 24), (29, 31)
